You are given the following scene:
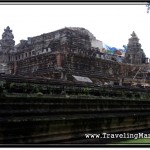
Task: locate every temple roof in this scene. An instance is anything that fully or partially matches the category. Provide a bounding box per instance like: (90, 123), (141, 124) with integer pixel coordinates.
(67, 27), (96, 40)
(130, 31), (139, 40)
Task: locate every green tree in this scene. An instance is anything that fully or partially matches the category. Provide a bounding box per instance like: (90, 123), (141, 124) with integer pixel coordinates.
(147, 2), (150, 13)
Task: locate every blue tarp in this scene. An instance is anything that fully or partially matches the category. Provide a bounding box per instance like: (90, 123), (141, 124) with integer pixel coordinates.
(103, 43), (127, 56)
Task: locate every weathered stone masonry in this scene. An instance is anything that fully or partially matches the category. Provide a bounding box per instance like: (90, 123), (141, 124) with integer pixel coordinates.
(0, 26), (150, 85)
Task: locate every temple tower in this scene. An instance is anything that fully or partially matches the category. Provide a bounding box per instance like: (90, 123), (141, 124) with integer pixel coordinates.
(124, 31), (146, 64)
(1, 26), (15, 51)
(0, 26), (15, 74)
(0, 26), (15, 63)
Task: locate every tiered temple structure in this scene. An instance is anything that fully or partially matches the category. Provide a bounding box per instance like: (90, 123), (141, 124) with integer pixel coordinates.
(1, 27), (150, 144)
(1, 64), (150, 144)
(0, 26), (149, 86)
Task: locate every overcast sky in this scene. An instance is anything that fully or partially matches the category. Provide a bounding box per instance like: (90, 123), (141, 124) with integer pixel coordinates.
(0, 3), (150, 57)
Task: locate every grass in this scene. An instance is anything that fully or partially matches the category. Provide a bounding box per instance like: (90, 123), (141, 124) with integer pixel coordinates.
(114, 138), (150, 144)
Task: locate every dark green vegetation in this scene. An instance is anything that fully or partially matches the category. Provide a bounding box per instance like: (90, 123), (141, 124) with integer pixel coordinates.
(0, 78), (150, 100)
(116, 138), (150, 144)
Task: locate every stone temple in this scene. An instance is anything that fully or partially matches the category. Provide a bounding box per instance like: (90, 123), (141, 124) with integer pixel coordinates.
(0, 26), (149, 86)
(124, 31), (146, 64)
(1, 26), (150, 144)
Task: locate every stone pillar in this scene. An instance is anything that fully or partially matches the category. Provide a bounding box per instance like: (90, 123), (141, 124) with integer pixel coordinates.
(56, 53), (63, 68)
(13, 61), (17, 75)
(56, 53), (64, 68)
(119, 78), (123, 86)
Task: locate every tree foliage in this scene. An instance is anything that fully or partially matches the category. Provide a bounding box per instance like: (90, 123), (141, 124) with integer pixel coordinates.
(147, 2), (150, 13)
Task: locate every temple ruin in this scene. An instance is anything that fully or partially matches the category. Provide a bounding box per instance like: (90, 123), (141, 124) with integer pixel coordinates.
(1, 26), (150, 144)
(0, 26), (150, 86)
